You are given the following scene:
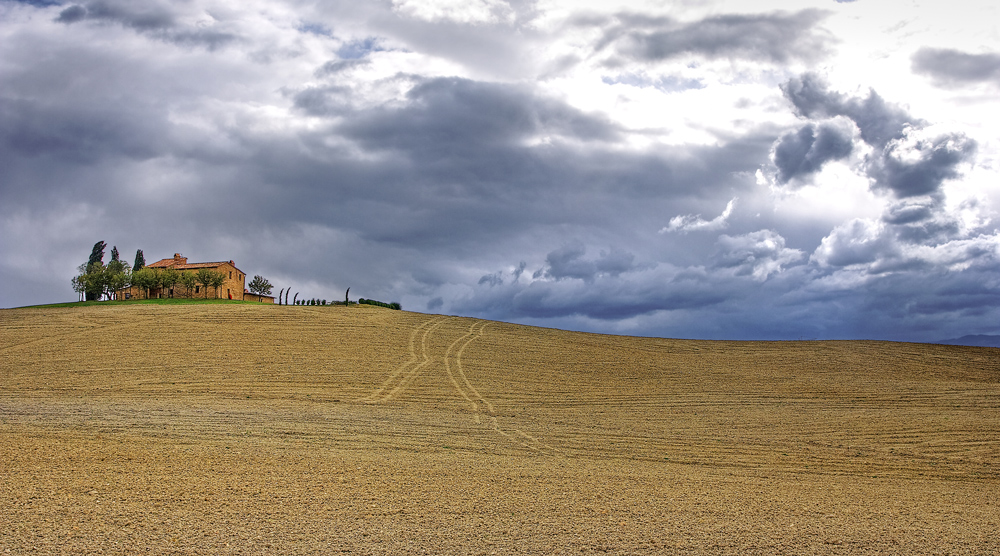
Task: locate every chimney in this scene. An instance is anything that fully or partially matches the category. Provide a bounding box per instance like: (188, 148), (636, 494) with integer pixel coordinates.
(173, 253), (187, 265)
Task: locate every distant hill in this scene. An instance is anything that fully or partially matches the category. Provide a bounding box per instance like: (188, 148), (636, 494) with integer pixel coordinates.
(937, 335), (1000, 348)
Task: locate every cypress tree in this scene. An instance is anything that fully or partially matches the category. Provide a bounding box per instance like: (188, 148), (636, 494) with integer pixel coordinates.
(111, 246), (120, 262)
(88, 241), (106, 267)
(134, 249), (145, 270)
(82, 241), (107, 301)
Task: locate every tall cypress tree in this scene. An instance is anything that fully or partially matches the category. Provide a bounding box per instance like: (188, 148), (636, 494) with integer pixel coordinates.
(134, 249), (145, 270)
(111, 246), (120, 262)
(82, 241), (107, 301)
(88, 241), (106, 267)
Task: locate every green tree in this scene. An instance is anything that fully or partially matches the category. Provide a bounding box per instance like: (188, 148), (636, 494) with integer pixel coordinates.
(131, 267), (153, 299)
(71, 271), (87, 301)
(151, 268), (166, 299)
(104, 256), (131, 300)
(195, 268), (215, 298)
(207, 270), (226, 299)
(81, 264), (102, 301)
(179, 271), (198, 298)
(104, 246), (129, 299)
(160, 268), (180, 298)
(88, 241), (106, 267)
(73, 262), (106, 302)
(248, 275), (273, 298)
(80, 241), (107, 301)
(133, 249), (145, 270)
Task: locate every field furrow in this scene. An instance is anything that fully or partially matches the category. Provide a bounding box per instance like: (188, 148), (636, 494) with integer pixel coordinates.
(2, 304), (999, 554)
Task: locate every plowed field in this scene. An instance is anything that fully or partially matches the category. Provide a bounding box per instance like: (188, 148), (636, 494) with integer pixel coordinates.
(1, 303), (999, 554)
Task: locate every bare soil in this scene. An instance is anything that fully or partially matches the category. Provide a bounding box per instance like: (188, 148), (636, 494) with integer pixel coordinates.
(1, 304), (998, 554)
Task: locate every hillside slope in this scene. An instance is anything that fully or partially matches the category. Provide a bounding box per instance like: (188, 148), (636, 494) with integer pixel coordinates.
(2, 304), (999, 554)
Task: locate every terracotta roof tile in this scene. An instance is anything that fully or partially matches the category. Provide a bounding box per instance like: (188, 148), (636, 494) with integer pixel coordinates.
(146, 258), (243, 273)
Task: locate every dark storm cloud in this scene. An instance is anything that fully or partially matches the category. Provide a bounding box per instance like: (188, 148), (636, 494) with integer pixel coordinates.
(862, 262), (1000, 321)
(541, 241), (638, 282)
(597, 9), (830, 64)
(4, 0), (997, 345)
(271, 75), (774, 251)
(772, 119), (854, 183)
(293, 85), (353, 117)
(912, 47), (1000, 87)
(0, 96), (167, 164)
(55, 4), (85, 22)
(882, 197), (937, 225)
(879, 197), (984, 246)
(458, 264), (730, 322)
(780, 73), (976, 198)
(458, 233), (802, 324)
(868, 132), (977, 198)
(57, 2), (175, 30)
(314, 58), (370, 77)
(781, 73), (917, 148)
(339, 77), (621, 152)
(891, 216), (962, 245)
(55, 1), (237, 49)
(9, 0), (65, 6)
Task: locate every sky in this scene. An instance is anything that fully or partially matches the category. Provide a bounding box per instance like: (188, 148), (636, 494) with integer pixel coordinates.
(2, 0), (999, 342)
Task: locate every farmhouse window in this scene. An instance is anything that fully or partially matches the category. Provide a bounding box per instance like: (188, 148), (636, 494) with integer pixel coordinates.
(229, 271), (232, 279)
(195, 286), (200, 293)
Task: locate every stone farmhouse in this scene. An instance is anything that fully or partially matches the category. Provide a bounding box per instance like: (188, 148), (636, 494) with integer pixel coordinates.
(123, 253), (273, 303)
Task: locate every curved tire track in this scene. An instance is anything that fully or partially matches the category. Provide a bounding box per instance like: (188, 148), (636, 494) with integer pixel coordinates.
(358, 316), (446, 403)
(445, 320), (564, 456)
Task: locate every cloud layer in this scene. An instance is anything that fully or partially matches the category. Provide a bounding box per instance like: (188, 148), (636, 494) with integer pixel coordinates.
(1, 0), (998, 343)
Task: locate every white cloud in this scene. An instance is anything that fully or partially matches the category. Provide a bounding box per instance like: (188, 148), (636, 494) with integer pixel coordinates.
(660, 198), (737, 234)
(811, 218), (892, 268)
(391, 0), (515, 25)
(714, 229), (804, 281)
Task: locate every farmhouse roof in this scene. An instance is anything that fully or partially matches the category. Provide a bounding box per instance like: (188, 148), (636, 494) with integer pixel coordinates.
(147, 253), (244, 274)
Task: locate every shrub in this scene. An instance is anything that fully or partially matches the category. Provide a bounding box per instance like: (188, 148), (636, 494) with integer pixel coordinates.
(358, 298), (402, 310)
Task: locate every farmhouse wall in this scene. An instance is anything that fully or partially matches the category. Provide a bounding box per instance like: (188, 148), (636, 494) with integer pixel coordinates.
(122, 254), (249, 300)
(243, 293), (276, 304)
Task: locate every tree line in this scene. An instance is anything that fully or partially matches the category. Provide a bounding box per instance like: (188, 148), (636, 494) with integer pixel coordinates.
(72, 241), (273, 301)
(70, 241), (393, 308)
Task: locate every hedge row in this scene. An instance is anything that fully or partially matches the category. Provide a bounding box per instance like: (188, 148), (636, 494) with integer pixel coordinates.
(358, 298), (401, 310)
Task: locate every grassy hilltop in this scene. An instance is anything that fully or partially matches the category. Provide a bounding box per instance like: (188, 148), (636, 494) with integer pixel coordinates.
(1, 304), (999, 554)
